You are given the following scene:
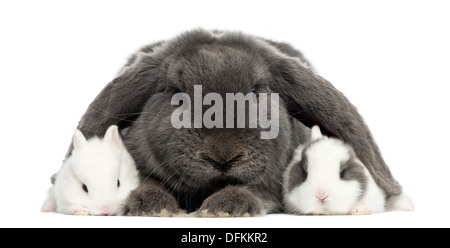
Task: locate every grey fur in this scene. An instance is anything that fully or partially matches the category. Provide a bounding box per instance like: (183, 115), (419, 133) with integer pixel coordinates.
(286, 154), (308, 192)
(196, 185), (263, 216)
(121, 178), (181, 216)
(67, 29), (402, 215)
(339, 148), (368, 197)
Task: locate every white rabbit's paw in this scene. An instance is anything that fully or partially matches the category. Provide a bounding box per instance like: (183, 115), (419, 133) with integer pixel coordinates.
(351, 205), (372, 215)
(73, 209), (89, 215)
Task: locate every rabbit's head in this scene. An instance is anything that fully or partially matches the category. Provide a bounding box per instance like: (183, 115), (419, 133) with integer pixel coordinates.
(124, 30), (307, 194)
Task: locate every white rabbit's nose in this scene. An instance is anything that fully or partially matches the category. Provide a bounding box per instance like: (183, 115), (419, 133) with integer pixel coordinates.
(101, 207), (112, 216)
(315, 191), (329, 205)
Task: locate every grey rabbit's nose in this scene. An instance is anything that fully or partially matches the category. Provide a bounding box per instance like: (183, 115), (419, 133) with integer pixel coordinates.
(200, 131), (248, 172)
(201, 153), (245, 172)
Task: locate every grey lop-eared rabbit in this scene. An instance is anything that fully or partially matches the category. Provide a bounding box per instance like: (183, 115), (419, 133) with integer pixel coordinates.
(63, 29), (403, 216)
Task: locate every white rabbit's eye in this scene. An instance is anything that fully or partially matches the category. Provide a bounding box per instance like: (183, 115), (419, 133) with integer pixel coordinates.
(82, 184), (89, 193)
(117, 179), (120, 188)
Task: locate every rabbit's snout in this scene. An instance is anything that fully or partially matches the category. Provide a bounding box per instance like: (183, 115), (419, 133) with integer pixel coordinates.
(200, 134), (248, 172)
(201, 153), (246, 172)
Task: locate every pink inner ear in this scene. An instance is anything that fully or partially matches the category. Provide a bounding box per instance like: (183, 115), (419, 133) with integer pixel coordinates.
(104, 125), (121, 147)
(73, 129), (87, 150)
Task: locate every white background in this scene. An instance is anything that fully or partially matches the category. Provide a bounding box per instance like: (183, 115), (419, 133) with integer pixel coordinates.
(1, 0), (449, 228)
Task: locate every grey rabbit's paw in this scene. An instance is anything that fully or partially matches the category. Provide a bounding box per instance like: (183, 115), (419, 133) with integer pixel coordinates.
(195, 186), (264, 217)
(121, 180), (183, 216)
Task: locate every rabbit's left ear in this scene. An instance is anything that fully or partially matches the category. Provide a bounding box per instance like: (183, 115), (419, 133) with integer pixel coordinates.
(73, 129), (87, 150)
(266, 53), (402, 197)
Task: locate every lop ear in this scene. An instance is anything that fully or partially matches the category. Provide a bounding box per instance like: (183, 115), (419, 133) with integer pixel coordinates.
(73, 129), (87, 150)
(265, 43), (403, 197)
(69, 40), (167, 157)
(104, 125), (122, 148)
(310, 125), (323, 141)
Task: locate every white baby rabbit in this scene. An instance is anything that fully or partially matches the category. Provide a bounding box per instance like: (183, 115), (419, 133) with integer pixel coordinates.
(283, 126), (387, 215)
(41, 125), (140, 215)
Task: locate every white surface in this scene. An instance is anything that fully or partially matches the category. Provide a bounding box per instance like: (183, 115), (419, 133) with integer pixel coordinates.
(9, 212), (430, 228)
(1, 0), (449, 228)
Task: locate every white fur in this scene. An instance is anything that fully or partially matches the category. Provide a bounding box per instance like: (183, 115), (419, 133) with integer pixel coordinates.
(41, 126), (140, 215)
(353, 166), (386, 214)
(310, 125), (323, 141)
(284, 126), (386, 215)
(386, 193), (415, 211)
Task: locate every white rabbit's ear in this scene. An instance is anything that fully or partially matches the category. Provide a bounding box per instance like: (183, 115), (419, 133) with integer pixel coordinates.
(311, 125), (323, 141)
(104, 125), (121, 148)
(73, 129), (87, 150)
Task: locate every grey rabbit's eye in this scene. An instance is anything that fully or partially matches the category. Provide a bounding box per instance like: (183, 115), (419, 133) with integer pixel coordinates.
(252, 83), (270, 94)
(166, 85), (182, 94)
(340, 169), (346, 179)
(82, 184), (89, 193)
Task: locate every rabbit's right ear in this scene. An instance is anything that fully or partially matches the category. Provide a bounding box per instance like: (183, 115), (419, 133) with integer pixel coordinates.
(310, 125), (323, 141)
(104, 125), (121, 148)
